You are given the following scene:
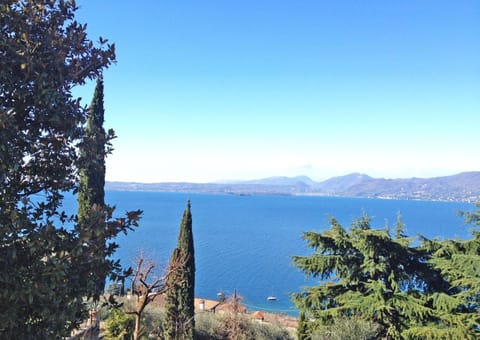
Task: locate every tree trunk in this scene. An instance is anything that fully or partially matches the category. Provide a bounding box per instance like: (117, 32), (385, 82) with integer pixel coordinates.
(134, 313), (141, 340)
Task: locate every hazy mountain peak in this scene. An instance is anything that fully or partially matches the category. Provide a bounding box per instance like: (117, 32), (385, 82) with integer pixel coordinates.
(316, 173), (372, 192)
(106, 172), (480, 202)
(241, 175), (316, 186)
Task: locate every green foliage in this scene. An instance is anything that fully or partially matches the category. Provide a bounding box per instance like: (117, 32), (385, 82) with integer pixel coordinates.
(105, 309), (135, 340)
(77, 76), (107, 223)
(0, 1), (141, 337)
(163, 201), (195, 339)
(194, 312), (224, 340)
(311, 316), (380, 340)
(297, 311), (309, 340)
(77, 76), (113, 297)
(178, 200), (196, 339)
(249, 321), (294, 340)
(195, 312), (294, 340)
(141, 307), (165, 339)
(163, 248), (182, 339)
(101, 294), (295, 340)
(292, 212), (480, 339)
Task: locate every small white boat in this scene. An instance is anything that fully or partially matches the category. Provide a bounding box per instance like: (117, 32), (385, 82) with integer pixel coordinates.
(267, 296), (277, 301)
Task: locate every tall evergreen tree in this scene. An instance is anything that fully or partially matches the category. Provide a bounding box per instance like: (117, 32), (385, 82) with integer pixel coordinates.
(412, 205), (480, 339)
(292, 214), (464, 339)
(178, 200), (195, 339)
(78, 76), (106, 222)
(163, 247), (182, 339)
(77, 76), (109, 296)
(163, 201), (195, 339)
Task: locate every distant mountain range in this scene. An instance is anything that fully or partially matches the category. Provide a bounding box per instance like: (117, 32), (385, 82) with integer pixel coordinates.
(106, 172), (480, 203)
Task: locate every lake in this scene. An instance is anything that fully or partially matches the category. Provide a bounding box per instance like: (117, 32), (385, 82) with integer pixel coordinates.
(96, 192), (474, 315)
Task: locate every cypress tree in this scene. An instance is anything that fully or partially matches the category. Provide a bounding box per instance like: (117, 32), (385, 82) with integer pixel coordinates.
(78, 76), (106, 221)
(163, 201), (195, 339)
(179, 200), (195, 339)
(163, 247), (182, 339)
(77, 76), (107, 297)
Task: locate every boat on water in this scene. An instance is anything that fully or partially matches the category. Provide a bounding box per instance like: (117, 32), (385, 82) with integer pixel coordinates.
(267, 296), (277, 301)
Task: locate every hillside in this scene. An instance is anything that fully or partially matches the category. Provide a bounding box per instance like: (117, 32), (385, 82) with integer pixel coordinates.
(106, 172), (480, 203)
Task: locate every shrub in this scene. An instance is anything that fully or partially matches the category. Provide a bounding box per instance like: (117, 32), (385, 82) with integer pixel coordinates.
(195, 312), (295, 340)
(104, 309), (135, 340)
(195, 313), (224, 340)
(250, 321), (295, 340)
(142, 307), (165, 339)
(311, 316), (381, 340)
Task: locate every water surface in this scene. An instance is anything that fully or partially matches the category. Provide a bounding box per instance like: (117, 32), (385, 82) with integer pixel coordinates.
(92, 192), (475, 315)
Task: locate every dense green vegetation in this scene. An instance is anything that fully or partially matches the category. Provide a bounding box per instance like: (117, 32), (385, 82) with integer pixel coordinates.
(0, 1), (140, 337)
(293, 210), (480, 339)
(105, 309), (135, 340)
(195, 311), (294, 340)
(102, 298), (294, 340)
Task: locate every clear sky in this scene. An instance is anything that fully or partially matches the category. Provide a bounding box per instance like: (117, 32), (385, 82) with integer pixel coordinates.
(74, 1), (479, 183)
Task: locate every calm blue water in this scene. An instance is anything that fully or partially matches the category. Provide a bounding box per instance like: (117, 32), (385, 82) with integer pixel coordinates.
(87, 192), (476, 316)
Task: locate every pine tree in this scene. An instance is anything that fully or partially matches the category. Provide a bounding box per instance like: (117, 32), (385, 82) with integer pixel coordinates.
(297, 311), (310, 340)
(163, 201), (195, 339)
(77, 76), (109, 297)
(412, 205), (480, 339)
(292, 214), (451, 339)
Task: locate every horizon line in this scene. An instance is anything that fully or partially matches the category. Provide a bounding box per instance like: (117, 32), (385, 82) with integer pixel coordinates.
(104, 170), (479, 185)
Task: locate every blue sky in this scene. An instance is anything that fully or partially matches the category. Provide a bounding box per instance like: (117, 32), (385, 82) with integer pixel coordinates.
(75, 1), (479, 183)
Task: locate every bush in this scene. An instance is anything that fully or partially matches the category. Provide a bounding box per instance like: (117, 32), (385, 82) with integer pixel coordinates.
(142, 307), (165, 339)
(251, 321), (295, 340)
(195, 313), (224, 340)
(311, 316), (381, 340)
(195, 312), (294, 340)
(104, 309), (135, 340)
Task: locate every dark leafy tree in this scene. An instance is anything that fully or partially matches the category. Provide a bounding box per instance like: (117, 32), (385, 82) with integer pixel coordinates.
(0, 1), (141, 338)
(164, 201), (195, 339)
(291, 213), (473, 339)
